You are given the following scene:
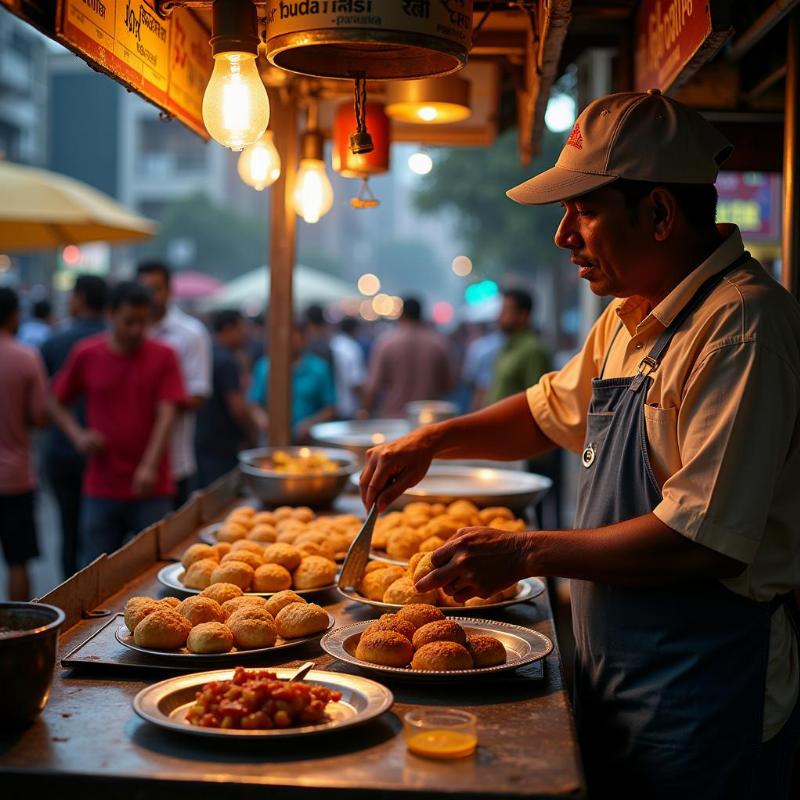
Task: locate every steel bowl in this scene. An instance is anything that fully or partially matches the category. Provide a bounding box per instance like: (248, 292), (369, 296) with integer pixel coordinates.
(310, 419), (413, 461)
(238, 446), (359, 508)
(405, 400), (459, 427)
(0, 602), (65, 726)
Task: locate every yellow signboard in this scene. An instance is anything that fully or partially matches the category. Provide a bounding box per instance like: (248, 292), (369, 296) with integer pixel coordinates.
(56, 0), (210, 138)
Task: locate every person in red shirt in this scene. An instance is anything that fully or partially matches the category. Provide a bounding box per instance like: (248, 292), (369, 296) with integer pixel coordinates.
(50, 282), (186, 565)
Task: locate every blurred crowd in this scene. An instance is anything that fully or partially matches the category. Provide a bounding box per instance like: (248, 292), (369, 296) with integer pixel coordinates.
(0, 264), (554, 600)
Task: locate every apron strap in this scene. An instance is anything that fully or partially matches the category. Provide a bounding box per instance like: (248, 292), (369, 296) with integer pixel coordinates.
(599, 322), (624, 379)
(629, 251), (751, 394)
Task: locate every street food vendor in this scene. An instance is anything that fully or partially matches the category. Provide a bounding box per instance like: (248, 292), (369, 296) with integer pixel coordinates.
(360, 90), (800, 799)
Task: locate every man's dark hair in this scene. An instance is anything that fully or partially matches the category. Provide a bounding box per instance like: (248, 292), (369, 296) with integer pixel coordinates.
(340, 316), (359, 336)
(32, 299), (52, 320)
(109, 281), (152, 311)
(212, 309), (242, 333)
(74, 274), (107, 313)
(502, 288), (533, 315)
(401, 297), (422, 322)
(612, 179), (718, 229)
(0, 287), (19, 327)
(136, 260), (171, 287)
(305, 304), (326, 326)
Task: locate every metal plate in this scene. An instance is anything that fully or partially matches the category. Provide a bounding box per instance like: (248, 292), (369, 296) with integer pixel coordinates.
(321, 617), (553, 681)
(114, 613), (334, 664)
(310, 419), (413, 458)
(337, 577), (545, 615)
(197, 522), (223, 545)
(157, 563), (337, 598)
(133, 667), (394, 738)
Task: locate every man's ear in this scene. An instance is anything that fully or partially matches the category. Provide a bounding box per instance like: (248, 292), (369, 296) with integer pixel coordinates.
(649, 187), (678, 242)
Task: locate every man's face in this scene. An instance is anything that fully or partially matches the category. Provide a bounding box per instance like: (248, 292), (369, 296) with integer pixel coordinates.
(138, 271), (170, 317)
(111, 303), (149, 352)
(225, 319), (247, 350)
(554, 186), (651, 299)
(497, 297), (528, 334)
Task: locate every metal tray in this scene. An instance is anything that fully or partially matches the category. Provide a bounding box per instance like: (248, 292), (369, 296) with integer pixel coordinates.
(321, 617), (553, 681)
(133, 667), (393, 738)
(114, 612), (334, 664)
(338, 577), (545, 615)
(310, 419), (413, 458)
(157, 562), (337, 598)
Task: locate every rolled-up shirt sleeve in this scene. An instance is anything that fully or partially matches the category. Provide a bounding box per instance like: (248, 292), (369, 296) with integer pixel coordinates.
(654, 341), (800, 564)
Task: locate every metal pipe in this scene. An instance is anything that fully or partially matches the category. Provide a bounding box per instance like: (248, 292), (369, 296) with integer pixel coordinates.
(742, 64), (788, 103)
(782, 12), (799, 298)
(729, 0), (800, 62)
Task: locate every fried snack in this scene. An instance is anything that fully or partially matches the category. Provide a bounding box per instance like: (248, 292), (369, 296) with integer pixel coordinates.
(364, 613), (416, 642)
(412, 619), (467, 649)
(218, 521), (249, 543)
(230, 540), (265, 555)
(187, 621), (234, 654)
(294, 532), (337, 560)
(133, 608), (192, 649)
(293, 555), (337, 589)
(200, 582), (243, 605)
(182, 558), (219, 590)
(292, 506), (315, 522)
(412, 641), (474, 671)
(221, 595), (268, 619)
(296, 540), (327, 559)
(252, 563), (293, 593)
(181, 543), (217, 569)
(477, 506), (514, 524)
(407, 552), (426, 574)
(247, 525), (277, 543)
(221, 549), (263, 571)
(356, 630), (413, 667)
(419, 535), (445, 553)
(252, 511), (276, 526)
(396, 603), (445, 630)
(489, 517), (526, 533)
(371, 527), (389, 550)
(364, 560), (394, 575)
(273, 505), (295, 521)
(422, 515), (462, 541)
(178, 595), (225, 626)
(360, 566), (406, 601)
(276, 518), (306, 535)
(230, 505), (257, 518)
(385, 529), (424, 561)
(467, 634), (507, 667)
(211, 560), (255, 590)
(383, 575), (438, 606)
(437, 589), (462, 608)
(404, 502), (436, 519)
(276, 529), (302, 544)
(411, 552), (435, 586)
(211, 542), (231, 559)
(160, 596), (181, 608)
(262, 543), (303, 571)
(264, 590), (306, 618)
(274, 602), (329, 638)
(447, 499), (480, 522)
(124, 596), (163, 633)
(228, 609), (278, 649)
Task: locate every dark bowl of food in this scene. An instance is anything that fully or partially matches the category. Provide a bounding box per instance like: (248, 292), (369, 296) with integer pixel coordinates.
(0, 602), (66, 725)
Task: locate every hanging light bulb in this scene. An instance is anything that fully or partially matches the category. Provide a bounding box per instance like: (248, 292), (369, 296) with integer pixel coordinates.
(294, 130), (334, 224)
(385, 76), (471, 124)
(238, 130), (281, 190)
(202, 0), (270, 151)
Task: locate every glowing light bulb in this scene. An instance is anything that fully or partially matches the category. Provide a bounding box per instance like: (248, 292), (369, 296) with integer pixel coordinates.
(202, 52), (269, 151)
(237, 130), (281, 190)
(417, 106), (438, 122)
(293, 158), (334, 224)
(408, 151), (433, 175)
(545, 93), (576, 134)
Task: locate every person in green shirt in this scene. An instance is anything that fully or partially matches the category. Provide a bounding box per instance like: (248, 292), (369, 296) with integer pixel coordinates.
(486, 288), (551, 404)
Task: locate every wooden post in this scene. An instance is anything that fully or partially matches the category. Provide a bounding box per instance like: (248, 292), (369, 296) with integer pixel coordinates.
(782, 11), (799, 298)
(267, 89), (298, 446)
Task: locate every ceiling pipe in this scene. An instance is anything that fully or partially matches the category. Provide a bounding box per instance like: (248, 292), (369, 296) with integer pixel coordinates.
(728, 0), (800, 61)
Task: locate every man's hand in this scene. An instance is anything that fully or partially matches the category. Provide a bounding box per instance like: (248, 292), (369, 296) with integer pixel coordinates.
(76, 429), (105, 456)
(132, 462), (158, 497)
(414, 527), (533, 604)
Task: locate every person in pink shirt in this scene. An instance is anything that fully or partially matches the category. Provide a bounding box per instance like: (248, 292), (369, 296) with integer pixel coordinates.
(0, 287), (49, 599)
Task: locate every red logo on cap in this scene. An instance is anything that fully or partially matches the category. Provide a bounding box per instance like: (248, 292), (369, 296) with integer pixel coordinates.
(567, 122), (583, 149)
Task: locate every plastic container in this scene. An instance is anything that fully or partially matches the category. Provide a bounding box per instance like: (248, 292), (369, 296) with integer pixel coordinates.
(403, 708), (478, 759)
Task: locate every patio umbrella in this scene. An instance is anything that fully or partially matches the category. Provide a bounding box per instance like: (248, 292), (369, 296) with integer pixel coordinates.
(0, 160), (156, 250)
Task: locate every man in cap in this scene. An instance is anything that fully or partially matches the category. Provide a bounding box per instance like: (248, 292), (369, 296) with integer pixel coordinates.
(360, 90), (800, 798)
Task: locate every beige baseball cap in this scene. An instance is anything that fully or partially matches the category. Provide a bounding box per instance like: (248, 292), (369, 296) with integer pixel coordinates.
(507, 89), (733, 205)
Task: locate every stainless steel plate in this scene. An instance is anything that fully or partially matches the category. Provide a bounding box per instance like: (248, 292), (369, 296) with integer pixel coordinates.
(197, 522), (223, 545)
(310, 419), (412, 458)
(157, 563), (337, 598)
(321, 617), (553, 681)
(133, 667), (394, 738)
(114, 613), (334, 663)
(337, 577), (545, 615)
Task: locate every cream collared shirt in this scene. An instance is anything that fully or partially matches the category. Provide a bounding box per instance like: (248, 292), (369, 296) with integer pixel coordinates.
(528, 225), (800, 741)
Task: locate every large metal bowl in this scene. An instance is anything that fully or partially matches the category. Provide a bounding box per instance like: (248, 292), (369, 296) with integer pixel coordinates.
(310, 419), (413, 461)
(0, 602), (65, 726)
(238, 446), (359, 508)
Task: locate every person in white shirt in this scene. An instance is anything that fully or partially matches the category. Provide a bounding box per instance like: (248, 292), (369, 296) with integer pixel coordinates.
(137, 262), (211, 508)
(330, 316), (366, 419)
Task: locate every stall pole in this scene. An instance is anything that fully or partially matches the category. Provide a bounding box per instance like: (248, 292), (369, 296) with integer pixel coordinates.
(782, 11), (799, 298)
(268, 89), (298, 446)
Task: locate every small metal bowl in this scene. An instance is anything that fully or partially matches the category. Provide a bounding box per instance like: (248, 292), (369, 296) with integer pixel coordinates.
(0, 602), (65, 726)
(238, 446), (359, 508)
(405, 400), (460, 427)
(310, 419), (413, 461)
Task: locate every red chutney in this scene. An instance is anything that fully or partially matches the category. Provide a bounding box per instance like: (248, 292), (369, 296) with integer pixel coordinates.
(186, 667), (342, 730)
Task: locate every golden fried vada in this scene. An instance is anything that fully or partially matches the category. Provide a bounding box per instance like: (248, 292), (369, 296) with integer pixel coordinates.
(467, 634), (507, 667)
(411, 552), (435, 586)
(178, 595), (225, 626)
(412, 641), (473, 671)
(186, 621), (234, 654)
(422, 515), (462, 541)
(274, 602), (330, 638)
(296, 540), (328, 559)
(364, 560), (394, 575)
(252, 562), (292, 593)
(407, 552), (426, 574)
(364, 613), (416, 642)
(251, 511), (276, 526)
(210, 542), (231, 559)
(264, 589), (306, 618)
(291, 506), (314, 523)
(383, 576), (438, 606)
(273, 505), (295, 521)
(395, 603), (445, 630)
(133, 608), (192, 649)
(181, 543), (217, 569)
(221, 595), (268, 619)
(221, 549), (263, 571)
(385, 529), (424, 561)
(360, 566), (406, 601)
(124, 596), (163, 633)
(447, 499), (480, 522)
(230, 540), (265, 555)
(262, 542), (303, 571)
(489, 517), (526, 533)
(181, 558), (218, 590)
(230, 505), (256, 518)
(477, 506), (514, 524)
(211, 560), (254, 590)
(246, 524), (277, 543)
(217, 523), (248, 543)
(160, 596), (181, 608)
(228, 612), (278, 649)
(403, 502), (435, 519)
(412, 619), (467, 649)
(293, 555), (337, 589)
(419, 535), (445, 553)
(200, 582), (243, 605)
(355, 630), (413, 667)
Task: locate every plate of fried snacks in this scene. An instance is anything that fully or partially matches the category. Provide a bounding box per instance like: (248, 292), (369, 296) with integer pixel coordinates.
(116, 591), (334, 662)
(197, 504), (361, 563)
(133, 666), (393, 738)
(321, 608), (552, 681)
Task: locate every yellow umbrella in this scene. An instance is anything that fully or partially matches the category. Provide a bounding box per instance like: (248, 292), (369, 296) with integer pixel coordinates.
(0, 160), (156, 250)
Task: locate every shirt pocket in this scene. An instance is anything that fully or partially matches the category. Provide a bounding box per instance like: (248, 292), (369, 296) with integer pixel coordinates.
(642, 403), (681, 487)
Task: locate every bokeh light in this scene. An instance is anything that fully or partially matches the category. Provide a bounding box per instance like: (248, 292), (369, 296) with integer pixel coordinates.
(359, 299), (378, 321)
(357, 272), (380, 296)
(372, 293), (394, 316)
(62, 245), (81, 266)
(408, 151), (433, 175)
(432, 301), (454, 325)
(545, 93), (576, 133)
(451, 255), (472, 276)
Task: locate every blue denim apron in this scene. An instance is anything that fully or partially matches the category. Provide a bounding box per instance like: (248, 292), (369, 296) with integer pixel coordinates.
(572, 253), (787, 799)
